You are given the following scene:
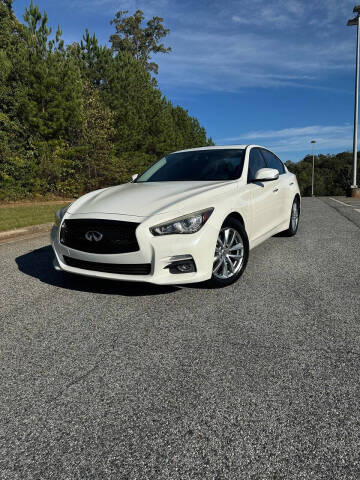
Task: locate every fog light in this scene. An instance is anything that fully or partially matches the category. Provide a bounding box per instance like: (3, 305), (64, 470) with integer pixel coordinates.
(166, 258), (196, 274)
(177, 263), (193, 273)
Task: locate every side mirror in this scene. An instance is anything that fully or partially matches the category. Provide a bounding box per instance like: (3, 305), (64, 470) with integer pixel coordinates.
(254, 168), (279, 182)
(131, 173), (139, 182)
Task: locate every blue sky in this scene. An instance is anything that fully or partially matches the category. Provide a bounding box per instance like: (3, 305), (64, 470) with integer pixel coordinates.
(12, 0), (359, 161)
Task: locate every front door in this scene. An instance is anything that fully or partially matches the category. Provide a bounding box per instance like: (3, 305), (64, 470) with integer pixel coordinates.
(260, 148), (289, 224)
(247, 148), (281, 243)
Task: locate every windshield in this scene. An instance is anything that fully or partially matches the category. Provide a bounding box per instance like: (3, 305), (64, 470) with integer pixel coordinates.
(136, 149), (245, 182)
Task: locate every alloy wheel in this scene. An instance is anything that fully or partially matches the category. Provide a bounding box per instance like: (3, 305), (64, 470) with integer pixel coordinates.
(213, 227), (244, 280)
(291, 201), (299, 231)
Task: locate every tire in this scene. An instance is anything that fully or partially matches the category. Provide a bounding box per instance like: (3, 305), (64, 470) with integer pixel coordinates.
(282, 197), (300, 237)
(206, 217), (249, 288)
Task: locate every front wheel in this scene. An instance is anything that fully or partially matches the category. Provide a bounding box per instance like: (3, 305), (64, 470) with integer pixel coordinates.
(207, 218), (249, 288)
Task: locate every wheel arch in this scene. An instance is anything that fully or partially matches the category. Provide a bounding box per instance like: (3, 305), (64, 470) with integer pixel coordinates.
(294, 193), (301, 213)
(223, 211), (246, 230)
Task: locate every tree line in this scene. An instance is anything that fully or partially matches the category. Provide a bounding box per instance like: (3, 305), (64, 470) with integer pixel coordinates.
(0, 0), (213, 200)
(286, 151), (358, 197)
(1, 1), (356, 200)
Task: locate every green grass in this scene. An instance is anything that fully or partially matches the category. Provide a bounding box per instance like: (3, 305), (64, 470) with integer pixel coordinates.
(0, 203), (69, 232)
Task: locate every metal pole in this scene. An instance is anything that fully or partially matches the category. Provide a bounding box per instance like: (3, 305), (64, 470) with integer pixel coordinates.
(352, 16), (360, 189)
(312, 143), (315, 196)
(310, 140), (316, 197)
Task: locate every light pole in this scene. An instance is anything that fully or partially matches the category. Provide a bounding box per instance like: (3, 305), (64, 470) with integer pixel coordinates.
(311, 140), (316, 196)
(347, 6), (360, 198)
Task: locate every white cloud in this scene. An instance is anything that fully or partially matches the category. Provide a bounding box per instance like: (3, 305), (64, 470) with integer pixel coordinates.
(64, 0), (356, 93)
(220, 124), (353, 154)
(70, 0), (169, 16)
(231, 0), (354, 29)
(227, 125), (353, 141)
(156, 28), (353, 91)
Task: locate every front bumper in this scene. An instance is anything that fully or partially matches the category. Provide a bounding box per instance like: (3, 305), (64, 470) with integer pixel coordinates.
(51, 215), (218, 285)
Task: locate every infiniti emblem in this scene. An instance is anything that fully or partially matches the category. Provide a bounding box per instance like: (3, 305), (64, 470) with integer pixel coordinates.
(85, 231), (103, 242)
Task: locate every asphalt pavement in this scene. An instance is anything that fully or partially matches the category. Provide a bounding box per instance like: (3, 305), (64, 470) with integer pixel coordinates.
(0, 197), (359, 479)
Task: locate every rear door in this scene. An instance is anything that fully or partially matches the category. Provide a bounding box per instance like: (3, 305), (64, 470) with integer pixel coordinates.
(247, 147), (281, 242)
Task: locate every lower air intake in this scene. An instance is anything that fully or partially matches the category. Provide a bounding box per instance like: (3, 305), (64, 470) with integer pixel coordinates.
(63, 256), (151, 275)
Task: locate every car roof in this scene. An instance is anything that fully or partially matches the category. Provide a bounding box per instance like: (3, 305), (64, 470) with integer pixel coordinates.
(174, 145), (263, 154)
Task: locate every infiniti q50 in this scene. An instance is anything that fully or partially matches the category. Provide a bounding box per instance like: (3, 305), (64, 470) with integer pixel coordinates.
(52, 145), (301, 287)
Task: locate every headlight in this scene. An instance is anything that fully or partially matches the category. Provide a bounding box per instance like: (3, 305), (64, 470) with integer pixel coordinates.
(150, 208), (214, 236)
(54, 206), (70, 227)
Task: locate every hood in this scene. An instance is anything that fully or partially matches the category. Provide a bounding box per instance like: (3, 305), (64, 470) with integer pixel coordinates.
(68, 181), (233, 218)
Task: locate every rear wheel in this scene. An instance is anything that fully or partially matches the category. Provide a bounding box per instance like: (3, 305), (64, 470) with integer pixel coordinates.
(282, 198), (300, 236)
(207, 218), (249, 288)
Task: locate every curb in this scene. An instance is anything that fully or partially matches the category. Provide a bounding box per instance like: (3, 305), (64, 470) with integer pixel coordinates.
(0, 199), (74, 209)
(0, 222), (53, 241)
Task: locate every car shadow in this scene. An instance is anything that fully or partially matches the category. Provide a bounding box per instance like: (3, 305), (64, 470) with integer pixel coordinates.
(15, 245), (180, 297)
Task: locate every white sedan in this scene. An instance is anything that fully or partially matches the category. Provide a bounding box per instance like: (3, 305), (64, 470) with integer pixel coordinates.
(52, 145), (301, 287)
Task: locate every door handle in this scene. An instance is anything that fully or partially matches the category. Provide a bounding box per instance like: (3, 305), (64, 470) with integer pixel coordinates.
(273, 188), (279, 193)
(289, 182), (294, 186)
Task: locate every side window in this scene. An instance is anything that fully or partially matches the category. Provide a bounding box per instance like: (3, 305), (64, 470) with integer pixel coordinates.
(247, 148), (267, 182)
(261, 149), (285, 174)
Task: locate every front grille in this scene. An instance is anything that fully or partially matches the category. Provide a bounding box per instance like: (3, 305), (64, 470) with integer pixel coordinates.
(60, 219), (140, 254)
(63, 256), (151, 275)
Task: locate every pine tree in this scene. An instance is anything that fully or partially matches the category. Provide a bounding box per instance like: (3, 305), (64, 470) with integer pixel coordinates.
(110, 10), (171, 74)
(21, 2), (83, 140)
(0, 0), (212, 199)
(79, 83), (116, 190)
